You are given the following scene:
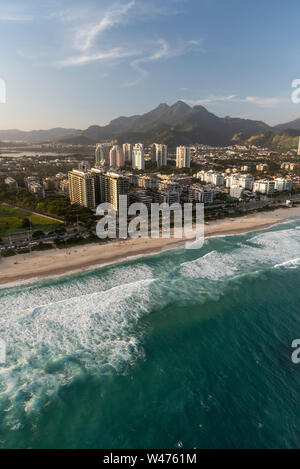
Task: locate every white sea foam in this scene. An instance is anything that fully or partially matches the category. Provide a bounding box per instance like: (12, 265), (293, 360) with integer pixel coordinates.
(0, 263), (154, 315)
(1, 225), (300, 424)
(274, 258), (300, 269)
(179, 227), (300, 280)
(0, 263), (155, 422)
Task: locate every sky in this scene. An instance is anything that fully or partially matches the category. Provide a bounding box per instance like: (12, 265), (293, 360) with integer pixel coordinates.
(0, 0), (300, 130)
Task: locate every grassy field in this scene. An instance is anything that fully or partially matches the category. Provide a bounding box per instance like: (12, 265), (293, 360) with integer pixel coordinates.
(0, 203), (61, 235)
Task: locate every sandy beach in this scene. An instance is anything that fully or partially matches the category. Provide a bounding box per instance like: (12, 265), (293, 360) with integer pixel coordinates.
(1, 206), (299, 287)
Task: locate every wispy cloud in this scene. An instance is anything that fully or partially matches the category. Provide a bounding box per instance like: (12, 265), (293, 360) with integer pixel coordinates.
(57, 1), (137, 68)
(56, 0), (201, 80)
(125, 38), (201, 86)
(74, 1), (136, 52)
(242, 96), (283, 107)
(183, 95), (237, 105)
(182, 94), (284, 108)
(0, 5), (32, 22)
(0, 15), (32, 21)
(127, 39), (171, 84)
(58, 48), (139, 67)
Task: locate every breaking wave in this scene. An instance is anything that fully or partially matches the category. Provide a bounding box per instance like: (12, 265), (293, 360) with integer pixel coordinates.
(1, 224), (300, 429)
(0, 264), (155, 426)
(179, 227), (300, 281)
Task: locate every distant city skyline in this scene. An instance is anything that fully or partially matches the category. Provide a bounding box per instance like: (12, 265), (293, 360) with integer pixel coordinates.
(1, 0), (300, 130)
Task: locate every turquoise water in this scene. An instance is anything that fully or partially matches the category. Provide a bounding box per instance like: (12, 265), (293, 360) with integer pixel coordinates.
(0, 221), (300, 449)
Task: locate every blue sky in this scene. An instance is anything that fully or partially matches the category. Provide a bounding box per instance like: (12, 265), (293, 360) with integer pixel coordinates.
(0, 0), (300, 130)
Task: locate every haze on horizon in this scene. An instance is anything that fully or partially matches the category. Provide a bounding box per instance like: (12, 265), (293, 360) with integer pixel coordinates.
(0, 0), (300, 131)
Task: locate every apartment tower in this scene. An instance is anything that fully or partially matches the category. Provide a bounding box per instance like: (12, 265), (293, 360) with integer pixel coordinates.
(68, 170), (96, 209)
(176, 146), (191, 168)
(155, 144), (168, 167)
(132, 143), (145, 170)
(109, 145), (125, 168)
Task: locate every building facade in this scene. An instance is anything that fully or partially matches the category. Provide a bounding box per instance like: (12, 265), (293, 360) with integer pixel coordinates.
(4, 177), (18, 188)
(154, 143), (168, 167)
(188, 184), (215, 204)
(132, 143), (145, 170)
(274, 178), (293, 192)
(109, 145), (125, 168)
(95, 143), (110, 165)
(102, 172), (129, 212)
(176, 146), (190, 168)
(123, 143), (133, 163)
(253, 180), (275, 195)
(197, 170), (224, 186)
(68, 170), (96, 209)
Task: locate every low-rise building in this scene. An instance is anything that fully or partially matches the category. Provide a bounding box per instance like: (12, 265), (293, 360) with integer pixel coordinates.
(59, 179), (69, 195)
(226, 173), (254, 190)
(155, 191), (181, 205)
(253, 180), (275, 194)
(280, 162), (298, 171)
(28, 182), (45, 198)
(197, 170), (224, 186)
(256, 163), (269, 172)
(130, 190), (153, 210)
(4, 177), (18, 188)
(188, 184), (215, 204)
(230, 185), (244, 199)
(274, 178), (293, 192)
(24, 175), (40, 189)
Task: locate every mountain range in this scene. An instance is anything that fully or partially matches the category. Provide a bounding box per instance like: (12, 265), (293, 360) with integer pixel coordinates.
(0, 128), (79, 144)
(1, 101), (300, 148)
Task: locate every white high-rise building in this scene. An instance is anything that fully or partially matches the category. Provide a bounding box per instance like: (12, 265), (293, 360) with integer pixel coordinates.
(123, 143), (133, 163)
(132, 143), (145, 170)
(176, 146), (190, 168)
(154, 144), (168, 167)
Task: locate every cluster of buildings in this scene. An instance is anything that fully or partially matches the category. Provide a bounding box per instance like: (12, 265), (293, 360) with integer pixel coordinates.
(42, 173), (69, 194)
(95, 142), (146, 170)
(24, 176), (45, 198)
(95, 142), (191, 170)
(280, 162), (300, 171)
(196, 169), (292, 198)
(68, 169), (129, 211)
(67, 159), (222, 212)
(67, 167), (193, 211)
(23, 173), (71, 198)
(3, 140), (296, 218)
(4, 173), (70, 199)
(252, 178), (293, 195)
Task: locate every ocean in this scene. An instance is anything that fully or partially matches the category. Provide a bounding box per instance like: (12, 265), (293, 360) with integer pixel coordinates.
(0, 220), (300, 449)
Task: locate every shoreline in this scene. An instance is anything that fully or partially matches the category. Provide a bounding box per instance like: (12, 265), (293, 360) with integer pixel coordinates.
(1, 206), (300, 288)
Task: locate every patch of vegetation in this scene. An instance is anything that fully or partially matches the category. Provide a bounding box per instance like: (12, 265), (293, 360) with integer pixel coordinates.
(0, 203), (61, 235)
(0, 184), (95, 224)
